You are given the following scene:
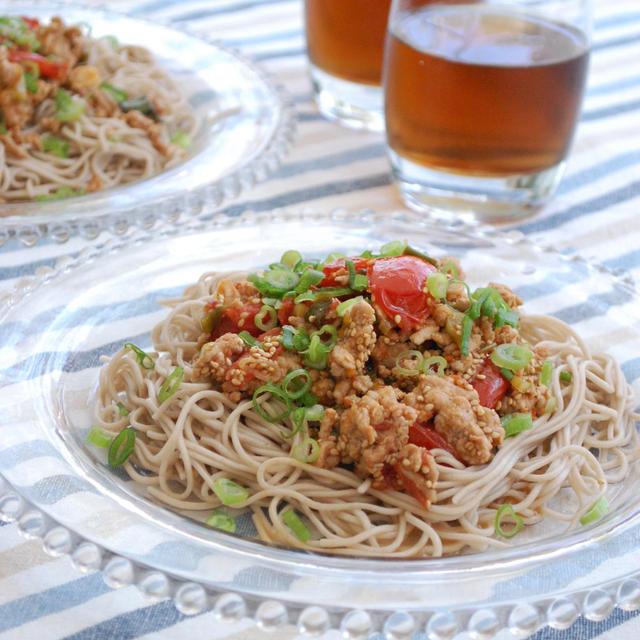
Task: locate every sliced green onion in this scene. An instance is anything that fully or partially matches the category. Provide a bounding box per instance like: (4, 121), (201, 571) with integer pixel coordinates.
(101, 34), (119, 49)
(490, 343), (532, 372)
(494, 308), (519, 328)
(254, 305), (277, 331)
(305, 334), (329, 369)
(100, 82), (127, 104)
(238, 330), (264, 350)
(380, 240), (407, 257)
(282, 509), (311, 541)
(313, 287), (353, 299)
(280, 250), (302, 268)
(501, 412), (533, 437)
(324, 251), (345, 264)
(295, 268), (324, 294)
(579, 496), (610, 525)
(281, 325), (295, 350)
(55, 88), (84, 122)
(294, 290), (316, 304)
(117, 402), (129, 417)
(35, 186), (85, 201)
(311, 324), (338, 349)
(213, 478), (249, 506)
(282, 369), (312, 400)
(540, 360), (553, 387)
(42, 134), (69, 158)
(426, 273), (448, 299)
(446, 279), (472, 309)
(158, 366), (184, 403)
(560, 371), (572, 383)
(440, 261), (459, 278)
(124, 343), (155, 369)
(395, 349), (423, 376)
(120, 95), (159, 120)
(24, 69), (39, 93)
(292, 327), (310, 352)
(336, 296), (364, 317)
(282, 406), (307, 440)
(304, 403), (324, 422)
(403, 245), (439, 266)
(108, 428), (135, 466)
(252, 384), (293, 422)
(201, 306), (224, 334)
(263, 269), (300, 293)
(87, 427), (112, 449)
(494, 504), (523, 538)
(460, 314), (473, 356)
(500, 367), (514, 381)
(205, 508), (236, 533)
(291, 437), (320, 463)
(352, 273), (368, 291)
(170, 130), (191, 150)
(423, 355), (448, 377)
(468, 288), (491, 320)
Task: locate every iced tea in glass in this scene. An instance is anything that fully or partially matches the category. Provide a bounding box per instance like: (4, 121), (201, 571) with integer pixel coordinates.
(383, 0), (591, 221)
(305, 0), (392, 131)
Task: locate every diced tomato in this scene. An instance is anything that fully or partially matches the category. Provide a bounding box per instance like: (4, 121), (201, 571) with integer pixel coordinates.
(7, 50), (67, 81)
(211, 302), (262, 339)
(392, 457), (432, 509)
(277, 297), (295, 326)
(320, 256), (373, 287)
(471, 358), (510, 409)
(21, 17), (40, 30)
(408, 422), (460, 460)
(368, 256), (437, 331)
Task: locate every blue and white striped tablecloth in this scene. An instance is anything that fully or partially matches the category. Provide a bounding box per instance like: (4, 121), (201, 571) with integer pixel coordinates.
(1, 1), (639, 638)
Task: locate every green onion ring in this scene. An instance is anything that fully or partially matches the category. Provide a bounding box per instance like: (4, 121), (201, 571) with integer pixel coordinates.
(560, 371), (572, 383)
(311, 324), (338, 349)
(426, 273), (448, 299)
(252, 384), (293, 422)
(282, 369), (312, 400)
(579, 496), (610, 525)
(460, 314), (473, 356)
(423, 355), (448, 377)
(280, 250), (302, 268)
(213, 477), (249, 506)
(336, 296), (363, 317)
(108, 427), (135, 466)
(87, 427), (113, 449)
(291, 437), (320, 463)
(255, 305), (277, 331)
(490, 343), (533, 372)
(282, 509), (312, 541)
(395, 350), (424, 376)
(540, 360), (553, 387)
(501, 412), (533, 437)
(116, 401), (129, 417)
(380, 240), (407, 257)
(292, 327), (310, 352)
(124, 342), (155, 369)
(494, 504), (523, 538)
(205, 508), (236, 533)
(158, 366), (184, 404)
(440, 261), (459, 278)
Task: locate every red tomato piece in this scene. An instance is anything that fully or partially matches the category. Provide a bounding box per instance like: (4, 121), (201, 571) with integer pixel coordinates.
(471, 358), (510, 409)
(392, 459), (431, 509)
(211, 302), (262, 339)
(277, 297), (295, 326)
(8, 50), (67, 80)
(21, 17), (40, 29)
(320, 256), (373, 287)
(408, 422), (460, 459)
(368, 256), (437, 331)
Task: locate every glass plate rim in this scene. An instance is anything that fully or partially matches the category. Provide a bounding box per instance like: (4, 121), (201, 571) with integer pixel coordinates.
(0, 0), (296, 247)
(1, 208), (640, 636)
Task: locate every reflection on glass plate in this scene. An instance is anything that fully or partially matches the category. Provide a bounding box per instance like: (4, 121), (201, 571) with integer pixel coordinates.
(0, 2), (294, 247)
(1, 210), (640, 636)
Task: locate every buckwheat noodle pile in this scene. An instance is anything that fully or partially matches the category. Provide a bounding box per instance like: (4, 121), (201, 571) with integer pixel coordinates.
(94, 271), (640, 557)
(1, 35), (196, 201)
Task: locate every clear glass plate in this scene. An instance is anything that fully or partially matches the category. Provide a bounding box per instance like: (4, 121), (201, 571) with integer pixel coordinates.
(1, 209), (640, 637)
(0, 1), (294, 247)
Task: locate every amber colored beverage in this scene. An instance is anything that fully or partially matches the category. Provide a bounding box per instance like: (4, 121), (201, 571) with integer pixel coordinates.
(305, 0), (392, 85)
(384, 5), (590, 176)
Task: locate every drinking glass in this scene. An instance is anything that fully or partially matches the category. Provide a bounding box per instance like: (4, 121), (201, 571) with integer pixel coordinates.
(383, 0), (592, 222)
(304, 0), (393, 131)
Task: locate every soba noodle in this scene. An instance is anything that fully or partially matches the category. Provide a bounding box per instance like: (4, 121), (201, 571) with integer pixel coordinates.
(94, 269), (640, 557)
(1, 26), (196, 201)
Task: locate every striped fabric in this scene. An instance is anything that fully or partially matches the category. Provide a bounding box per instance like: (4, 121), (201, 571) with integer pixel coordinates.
(0, 1), (639, 638)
